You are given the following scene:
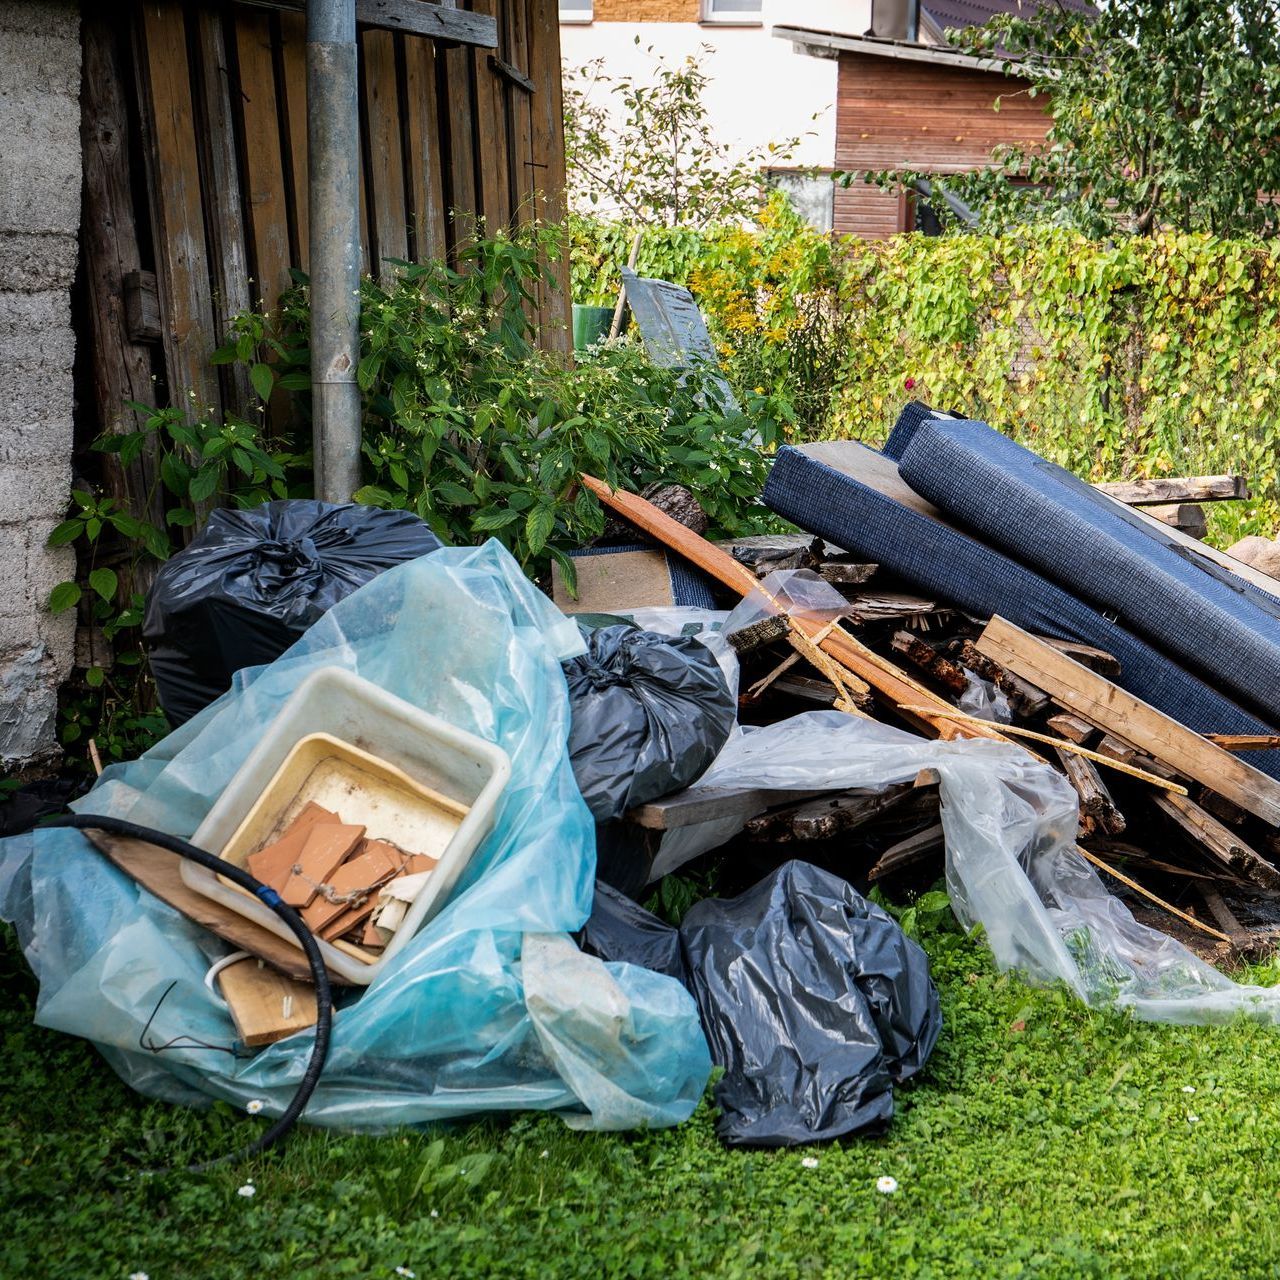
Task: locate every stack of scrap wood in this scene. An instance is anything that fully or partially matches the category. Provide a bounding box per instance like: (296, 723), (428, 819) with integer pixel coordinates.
(580, 427), (1280, 964)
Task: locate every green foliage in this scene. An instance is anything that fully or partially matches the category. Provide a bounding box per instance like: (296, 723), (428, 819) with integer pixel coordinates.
(574, 217), (1280, 543)
(563, 45), (804, 230)
(12, 916), (1280, 1278)
(884, 0), (1280, 237)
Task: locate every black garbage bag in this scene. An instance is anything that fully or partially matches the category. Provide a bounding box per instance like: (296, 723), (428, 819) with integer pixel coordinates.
(145, 500), (440, 725)
(579, 861), (941, 1147)
(562, 624), (735, 823)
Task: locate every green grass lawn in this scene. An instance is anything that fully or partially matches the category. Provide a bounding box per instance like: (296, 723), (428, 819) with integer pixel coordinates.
(7, 919), (1280, 1280)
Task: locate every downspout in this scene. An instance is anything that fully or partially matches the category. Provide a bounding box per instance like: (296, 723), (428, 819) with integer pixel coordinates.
(307, 0), (362, 502)
(906, 0), (920, 43)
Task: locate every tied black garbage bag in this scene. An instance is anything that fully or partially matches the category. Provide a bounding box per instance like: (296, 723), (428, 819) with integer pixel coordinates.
(145, 500), (440, 725)
(563, 624), (735, 822)
(581, 861), (942, 1147)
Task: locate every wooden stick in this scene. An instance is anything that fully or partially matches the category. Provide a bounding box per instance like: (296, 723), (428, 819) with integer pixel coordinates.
(1206, 734), (1280, 751)
(1075, 847), (1231, 943)
(609, 229), (643, 341)
(88, 738), (104, 778)
(744, 650), (802, 702)
(898, 706), (1188, 793)
(579, 474), (1010, 745)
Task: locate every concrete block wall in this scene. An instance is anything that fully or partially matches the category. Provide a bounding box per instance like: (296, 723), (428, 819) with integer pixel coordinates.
(0, 1), (80, 771)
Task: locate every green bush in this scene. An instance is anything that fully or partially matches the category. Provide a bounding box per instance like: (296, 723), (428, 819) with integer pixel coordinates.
(572, 218), (1280, 544)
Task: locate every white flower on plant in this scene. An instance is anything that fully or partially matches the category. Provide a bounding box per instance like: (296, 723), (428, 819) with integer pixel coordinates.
(395, 1268), (416, 1277)
(1187, 1113), (1201, 1124)
(800, 1156), (819, 1169)
(430, 1210), (439, 1219)
(237, 1183), (257, 1198)
(540, 1149), (550, 1158)
(1182, 1085), (1196, 1094)
(129, 1272), (149, 1280)
(877, 1176), (899, 1195)
(246, 1099), (265, 1114)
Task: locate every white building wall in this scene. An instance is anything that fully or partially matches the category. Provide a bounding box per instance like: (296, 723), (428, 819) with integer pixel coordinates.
(561, 1), (870, 175)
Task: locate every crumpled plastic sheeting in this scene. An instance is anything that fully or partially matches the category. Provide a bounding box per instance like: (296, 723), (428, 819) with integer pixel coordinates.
(659, 711), (1280, 1025)
(0, 542), (711, 1131)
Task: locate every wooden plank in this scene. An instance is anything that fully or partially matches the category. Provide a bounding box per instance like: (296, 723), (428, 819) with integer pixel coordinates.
(1046, 713), (1097, 745)
(471, 0), (510, 230)
(442, 36), (478, 238)
(744, 785), (913, 843)
(123, 270), (163, 343)
(1146, 502), (1207, 540)
(402, 35), (447, 262)
(525, 0), (570, 349)
(867, 822), (945, 881)
(627, 786), (830, 832)
(276, 9), (310, 268)
(890, 631), (969, 697)
(193, 9), (256, 421)
(236, 0), (498, 46)
(975, 615), (1280, 827)
(1037, 637), (1122, 680)
(1206, 733), (1280, 751)
(234, 10), (293, 314)
(80, 16), (164, 533)
(217, 956), (318, 1047)
(84, 830), (340, 984)
(580, 473), (1011, 746)
(1095, 475), (1249, 505)
(1054, 747), (1125, 838)
(504, 0), (535, 224)
(1153, 792), (1280, 891)
(134, 1), (221, 420)
(361, 28), (410, 276)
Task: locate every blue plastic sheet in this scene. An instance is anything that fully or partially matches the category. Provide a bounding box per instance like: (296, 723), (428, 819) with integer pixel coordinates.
(0, 542), (711, 1132)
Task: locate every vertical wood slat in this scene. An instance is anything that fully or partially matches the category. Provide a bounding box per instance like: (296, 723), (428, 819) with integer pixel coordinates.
(192, 8), (255, 421)
(525, 0), (570, 350)
(505, 0), (535, 226)
(403, 35), (447, 263)
(234, 11), (292, 314)
(134, 2), (222, 417)
(80, 14), (164, 536)
(442, 38), (478, 244)
(277, 9), (310, 269)
(471, 0), (509, 231)
(361, 28), (409, 277)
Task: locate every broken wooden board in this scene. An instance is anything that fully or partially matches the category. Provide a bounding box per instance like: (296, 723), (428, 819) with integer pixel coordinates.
(953, 640), (1051, 718)
(1055, 747), (1125, 838)
(817, 562), (880, 587)
(627, 785), (830, 832)
(743, 784), (912, 843)
(1095, 475), (1249, 505)
(976, 616), (1280, 827)
(1152, 792), (1280, 891)
(1146, 502), (1207, 540)
(217, 955), (318, 1047)
(846, 592), (945, 626)
(891, 630), (969, 697)
(85, 829), (337, 984)
(1038, 638), (1122, 679)
(1206, 733), (1280, 751)
(867, 822), (945, 881)
(1046, 713), (1097, 745)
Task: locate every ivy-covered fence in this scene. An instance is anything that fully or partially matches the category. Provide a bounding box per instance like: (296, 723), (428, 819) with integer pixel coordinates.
(571, 216), (1280, 543)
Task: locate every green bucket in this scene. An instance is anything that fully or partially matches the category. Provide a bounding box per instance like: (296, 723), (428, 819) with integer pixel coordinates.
(572, 303), (615, 352)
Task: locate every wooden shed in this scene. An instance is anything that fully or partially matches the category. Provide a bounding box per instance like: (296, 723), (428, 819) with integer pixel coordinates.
(80, 0), (569, 457)
(775, 26), (1053, 238)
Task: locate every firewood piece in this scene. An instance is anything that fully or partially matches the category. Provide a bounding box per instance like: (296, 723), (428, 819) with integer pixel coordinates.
(1199, 885), (1252, 950)
(1146, 502), (1208, 540)
(867, 822), (945, 881)
(743, 784), (913, 843)
(1054, 747), (1126, 837)
(1046, 713), (1097, 746)
(977, 616), (1280, 827)
(890, 631), (970, 697)
(1153, 792), (1280, 891)
(954, 640), (1051, 718)
(1037, 638), (1122, 679)
(817, 561), (879, 586)
(726, 614), (789, 655)
(1095, 734), (1136, 765)
(1206, 733), (1280, 751)
(725, 533), (823, 576)
(1095, 475), (1249, 505)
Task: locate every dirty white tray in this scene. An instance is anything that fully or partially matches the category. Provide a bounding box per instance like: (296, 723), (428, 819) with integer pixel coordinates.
(182, 667), (511, 985)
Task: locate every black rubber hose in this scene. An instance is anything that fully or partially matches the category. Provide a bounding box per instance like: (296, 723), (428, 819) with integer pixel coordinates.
(42, 813), (333, 1173)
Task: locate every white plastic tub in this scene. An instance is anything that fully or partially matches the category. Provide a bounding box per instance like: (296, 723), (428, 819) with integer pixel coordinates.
(182, 667), (511, 985)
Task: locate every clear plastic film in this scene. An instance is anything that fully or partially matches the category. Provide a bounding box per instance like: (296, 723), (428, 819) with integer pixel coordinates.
(0, 542), (711, 1130)
(652, 709), (1280, 1025)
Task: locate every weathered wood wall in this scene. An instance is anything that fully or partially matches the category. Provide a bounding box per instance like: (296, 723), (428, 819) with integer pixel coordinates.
(79, 0), (569, 453)
(833, 50), (1050, 238)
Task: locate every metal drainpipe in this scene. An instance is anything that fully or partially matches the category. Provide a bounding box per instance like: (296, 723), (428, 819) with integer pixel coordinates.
(906, 0), (920, 43)
(307, 0), (362, 502)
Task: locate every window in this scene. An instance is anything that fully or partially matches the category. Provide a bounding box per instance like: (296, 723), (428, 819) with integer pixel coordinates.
(559, 0), (592, 22)
(702, 0), (763, 23)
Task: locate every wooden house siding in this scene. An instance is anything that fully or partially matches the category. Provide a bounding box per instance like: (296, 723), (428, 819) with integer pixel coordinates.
(833, 49), (1050, 237)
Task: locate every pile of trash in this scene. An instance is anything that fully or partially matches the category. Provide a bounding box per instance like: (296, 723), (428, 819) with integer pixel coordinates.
(8, 395), (1280, 1159)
